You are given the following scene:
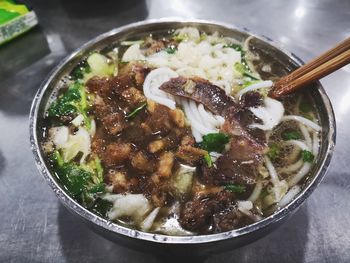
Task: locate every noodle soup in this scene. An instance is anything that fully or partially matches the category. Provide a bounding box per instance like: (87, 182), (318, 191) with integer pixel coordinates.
(42, 27), (320, 235)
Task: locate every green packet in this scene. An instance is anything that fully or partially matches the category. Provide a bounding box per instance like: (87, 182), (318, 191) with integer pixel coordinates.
(0, 0), (38, 45)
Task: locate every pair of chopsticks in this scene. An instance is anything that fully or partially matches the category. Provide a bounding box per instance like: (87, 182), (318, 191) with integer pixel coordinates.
(269, 37), (350, 98)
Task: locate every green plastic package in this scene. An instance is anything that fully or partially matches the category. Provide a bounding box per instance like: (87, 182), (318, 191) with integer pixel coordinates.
(0, 0), (38, 45)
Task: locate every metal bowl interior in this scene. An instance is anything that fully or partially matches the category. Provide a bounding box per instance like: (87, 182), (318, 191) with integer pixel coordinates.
(29, 18), (336, 249)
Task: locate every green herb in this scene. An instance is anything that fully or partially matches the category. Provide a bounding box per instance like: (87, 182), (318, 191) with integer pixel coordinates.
(165, 46), (176, 54)
(282, 130), (301, 140)
(126, 103), (147, 119)
(234, 62), (259, 80)
(260, 188), (269, 199)
(203, 153), (212, 167)
(224, 184), (246, 193)
(302, 150), (314, 162)
(299, 102), (312, 113)
(70, 60), (91, 80)
(48, 82), (92, 129)
(267, 143), (280, 160)
(92, 199), (113, 217)
(223, 43), (243, 52)
(200, 133), (230, 153)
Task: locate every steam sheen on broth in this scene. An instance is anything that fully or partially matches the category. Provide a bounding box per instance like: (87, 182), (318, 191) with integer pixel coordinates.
(43, 27), (321, 235)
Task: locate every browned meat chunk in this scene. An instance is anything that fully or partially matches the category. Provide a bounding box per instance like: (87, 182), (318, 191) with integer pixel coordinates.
(102, 112), (125, 135)
(148, 139), (166, 153)
(118, 62), (151, 89)
(131, 151), (155, 172)
(180, 135), (195, 146)
(103, 143), (132, 167)
(213, 207), (255, 232)
(141, 37), (166, 56)
(169, 108), (185, 127)
(175, 145), (207, 165)
(199, 136), (263, 186)
(121, 87), (146, 108)
(179, 191), (235, 233)
(91, 138), (105, 156)
(157, 152), (174, 177)
(86, 76), (110, 97)
(105, 169), (128, 193)
(145, 104), (173, 134)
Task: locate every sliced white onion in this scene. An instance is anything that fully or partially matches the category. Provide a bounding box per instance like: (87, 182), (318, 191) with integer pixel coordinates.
(249, 97), (284, 130)
(122, 44), (145, 62)
(51, 126), (69, 146)
(281, 115), (321, 131)
(236, 80), (273, 100)
(237, 200), (253, 211)
(72, 114), (84, 127)
(140, 207), (160, 231)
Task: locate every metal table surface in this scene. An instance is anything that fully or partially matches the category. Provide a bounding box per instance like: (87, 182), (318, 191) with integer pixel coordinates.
(0, 0), (349, 262)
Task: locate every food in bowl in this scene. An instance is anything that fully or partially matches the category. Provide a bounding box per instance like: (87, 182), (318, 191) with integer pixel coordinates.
(42, 27), (321, 235)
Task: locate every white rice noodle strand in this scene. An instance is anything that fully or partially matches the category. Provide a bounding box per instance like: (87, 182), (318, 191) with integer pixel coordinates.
(278, 159), (304, 174)
(264, 156), (280, 186)
(288, 162), (311, 187)
(278, 185), (301, 208)
(299, 124), (312, 149)
(282, 115), (321, 131)
(312, 132), (319, 156)
(236, 80), (273, 100)
(248, 180), (263, 203)
(288, 140), (311, 152)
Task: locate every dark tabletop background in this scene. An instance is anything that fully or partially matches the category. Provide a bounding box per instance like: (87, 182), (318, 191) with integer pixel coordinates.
(1, 0), (350, 262)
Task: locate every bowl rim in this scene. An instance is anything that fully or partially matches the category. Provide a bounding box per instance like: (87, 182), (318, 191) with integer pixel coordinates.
(29, 17), (336, 244)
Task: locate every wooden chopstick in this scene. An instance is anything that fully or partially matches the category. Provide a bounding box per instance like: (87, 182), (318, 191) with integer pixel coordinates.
(270, 37), (350, 98)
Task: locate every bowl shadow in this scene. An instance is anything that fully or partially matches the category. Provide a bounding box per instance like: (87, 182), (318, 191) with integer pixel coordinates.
(57, 204), (309, 263)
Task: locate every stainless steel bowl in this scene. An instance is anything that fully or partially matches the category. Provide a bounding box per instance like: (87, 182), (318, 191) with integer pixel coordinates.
(29, 18), (336, 256)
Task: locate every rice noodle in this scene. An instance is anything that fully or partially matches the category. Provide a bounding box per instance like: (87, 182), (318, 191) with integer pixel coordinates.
(248, 180), (263, 203)
(278, 159), (304, 174)
(143, 67), (178, 109)
(281, 115), (321, 131)
(278, 185), (301, 208)
(264, 156), (280, 185)
(299, 124), (312, 149)
(288, 140), (311, 151)
(287, 162), (311, 187)
(236, 80), (273, 100)
(312, 132), (319, 156)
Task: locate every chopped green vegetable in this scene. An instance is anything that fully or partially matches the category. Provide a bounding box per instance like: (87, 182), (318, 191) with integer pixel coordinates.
(224, 184), (246, 193)
(51, 151), (106, 201)
(126, 103), (147, 119)
(299, 102), (312, 113)
(302, 150), (314, 162)
(282, 130), (301, 140)
(234, 62), (259, 80)
(267, 143), (280, 160)
(48, 82), (92, 129)
(203, 153), (212, 167)
(200, 133), (230, 153)
(260, 188), (269, 199)
(223, 43), (243, 52)
(165, 46), (176, 54)
(92, 199), (113, 217)
(70, 60), (91, 80)
(48, 82), (81, 118)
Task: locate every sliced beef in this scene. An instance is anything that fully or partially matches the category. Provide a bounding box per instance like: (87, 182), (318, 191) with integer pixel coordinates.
(159, 77), (239, 116)
(213, 207), (255, 232)
(179, 191), (235, 233)
(175, 145), (207, 166)
(199, 136), (263, 186)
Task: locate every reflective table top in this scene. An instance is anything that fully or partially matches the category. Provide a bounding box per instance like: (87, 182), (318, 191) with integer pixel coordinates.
(0, 0), (349, 262)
